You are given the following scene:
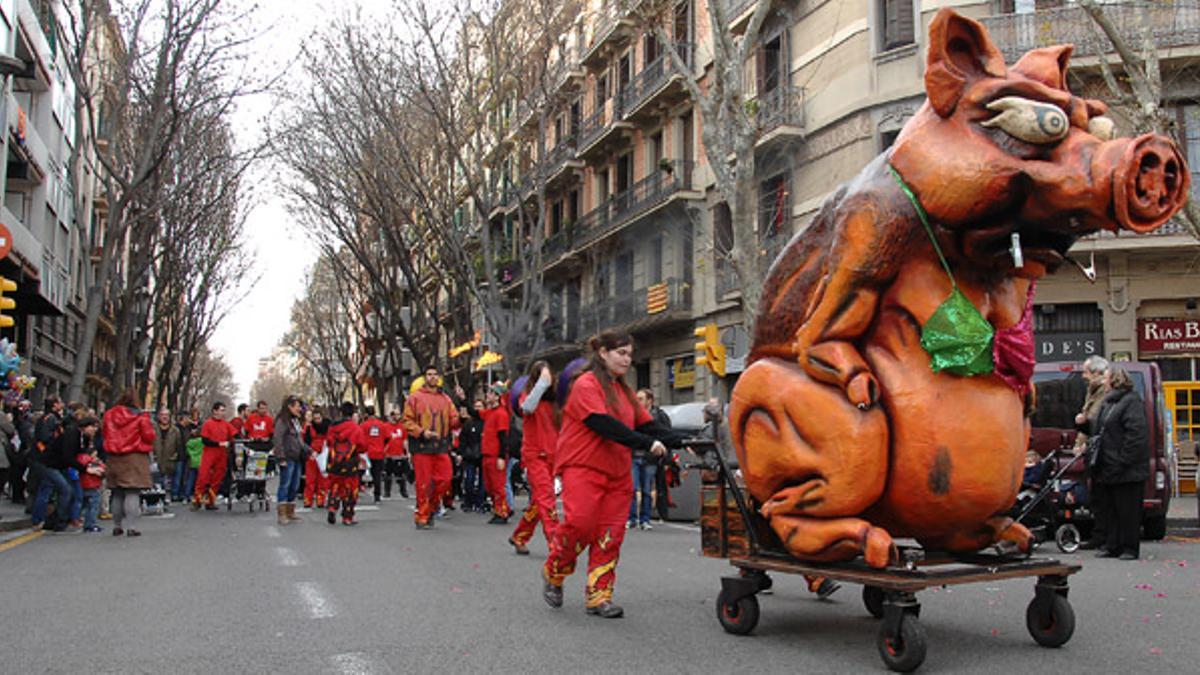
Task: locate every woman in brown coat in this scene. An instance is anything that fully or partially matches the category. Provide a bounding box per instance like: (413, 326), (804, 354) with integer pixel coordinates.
(102, 389), (157, 537)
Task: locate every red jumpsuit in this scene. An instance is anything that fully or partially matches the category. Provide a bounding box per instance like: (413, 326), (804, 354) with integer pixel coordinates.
(302, 421), (330, 507)
(325, 419), (361, 524)
(510, 391), (559, 548)
(194, 417), (237, 507)
(480, 405), (511, 519)
(402, 388), (460, 526)
(384, 423), (408, 498)
(544, 372), (651, 608)
(357, 417), (388, 500)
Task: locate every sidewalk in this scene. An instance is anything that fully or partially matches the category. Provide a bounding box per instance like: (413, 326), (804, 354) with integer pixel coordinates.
(1167, 491), (1198, 533)
(0, 497), (33, 533)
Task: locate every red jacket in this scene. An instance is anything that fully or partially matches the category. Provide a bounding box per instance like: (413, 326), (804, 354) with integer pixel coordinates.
(356, 418), (389, 460)
(102, 406), (156, 455)
(326, 419), (362, 476)
(245, 412), (274, 440)
(76, 453), (105, 490)
(385, 424), (407, 457)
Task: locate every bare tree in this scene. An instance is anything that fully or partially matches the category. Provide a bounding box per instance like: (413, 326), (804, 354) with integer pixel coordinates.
(61, 0), (268, 402)
(183, 345), (238, 409)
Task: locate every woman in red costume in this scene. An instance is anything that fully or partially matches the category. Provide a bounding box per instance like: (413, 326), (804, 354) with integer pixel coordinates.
(542, 330), (689, 618)
(508, 360), (559, 554)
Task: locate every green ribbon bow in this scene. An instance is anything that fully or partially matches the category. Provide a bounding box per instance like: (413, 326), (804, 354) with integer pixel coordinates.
(887, 165), (994, 377)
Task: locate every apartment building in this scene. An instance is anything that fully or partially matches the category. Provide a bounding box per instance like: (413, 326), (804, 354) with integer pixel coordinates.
(0, 0), (117, 407)
(487, 0), (1200, 442)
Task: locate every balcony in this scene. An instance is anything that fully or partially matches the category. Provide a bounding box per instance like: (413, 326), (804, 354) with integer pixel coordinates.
(542, 135), (584, 187)
(6, 93), (49, 188)
(573, 159), (700, 251)
(620, 43), (694, 121)
(979, 1), (1200, 64)
(579, 2), (637, 70)
(582, 276), (693, 337)
(577, 98), (632, 161)
(39, 250), (69, 315)
(755, 85), (805, 148)
(721, 0), (760, 35)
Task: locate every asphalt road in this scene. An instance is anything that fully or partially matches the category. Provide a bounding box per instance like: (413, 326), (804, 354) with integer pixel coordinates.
(2, 492), (1197, 674)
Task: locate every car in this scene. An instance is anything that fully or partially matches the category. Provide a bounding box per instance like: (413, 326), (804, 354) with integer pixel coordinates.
(1029, 361), (1173, 540)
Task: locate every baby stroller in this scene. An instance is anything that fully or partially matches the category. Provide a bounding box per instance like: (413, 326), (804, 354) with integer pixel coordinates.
(1013, 449), (1093, 553)
(140, 465), (170, 515)
(227, 440), (272, 512)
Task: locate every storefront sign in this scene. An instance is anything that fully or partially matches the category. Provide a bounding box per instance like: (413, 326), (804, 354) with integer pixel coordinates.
(1139, 318), (1200, 356)
(667, 357), (695, 390)
(1035, 332), (1102, 362)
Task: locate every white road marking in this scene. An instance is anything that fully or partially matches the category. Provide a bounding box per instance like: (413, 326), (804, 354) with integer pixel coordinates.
(329, 652), (384, 675)
(658, 522), (700, 532)
(295, 581), (337, 619)
(274, 546), (303, 567)
(355, 505), (380, 512)
(264, 526), (282, 538)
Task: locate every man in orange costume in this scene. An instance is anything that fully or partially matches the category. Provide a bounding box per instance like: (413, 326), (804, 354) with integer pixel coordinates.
(325, 402), (362, 526)
(402, 365), (460, 530)
(509, 362), (559, 554)
(479, 389), (511, 524)
(193, 401), (237, 510)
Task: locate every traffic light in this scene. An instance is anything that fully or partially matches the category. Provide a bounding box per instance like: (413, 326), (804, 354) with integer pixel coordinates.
(0, 276), (15, 328)
(693, 322), (726, 377)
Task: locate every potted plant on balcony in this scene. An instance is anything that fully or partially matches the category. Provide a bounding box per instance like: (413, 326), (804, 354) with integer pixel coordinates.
(658, 157), (674, 174)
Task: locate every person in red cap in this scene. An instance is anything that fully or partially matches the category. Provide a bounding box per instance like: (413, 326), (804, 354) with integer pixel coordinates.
(479, 388), (511, 524)
(325, 402), (362, 525)
(193, 401), (237, 510)
(302, 410), (331, 508)
(509, 360), (560, 554)
(542, 330), (689, 618)
(402, 365), (460, 529)
(356, 406), (388, 503)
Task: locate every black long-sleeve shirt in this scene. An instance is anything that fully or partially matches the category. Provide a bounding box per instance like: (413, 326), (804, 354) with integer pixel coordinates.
(583, 415), (691, 453)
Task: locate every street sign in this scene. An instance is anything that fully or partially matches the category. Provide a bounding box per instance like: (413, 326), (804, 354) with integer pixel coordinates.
(0, 223), (11, 259)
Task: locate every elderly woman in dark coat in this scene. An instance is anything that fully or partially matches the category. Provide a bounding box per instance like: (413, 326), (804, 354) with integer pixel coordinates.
(1078, 366), (1149, 560)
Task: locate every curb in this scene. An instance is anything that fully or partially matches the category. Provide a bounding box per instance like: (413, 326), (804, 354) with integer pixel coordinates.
(0, 516), (34, 533)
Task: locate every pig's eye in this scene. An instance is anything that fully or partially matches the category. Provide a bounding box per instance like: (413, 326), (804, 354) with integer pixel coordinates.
(981, 96), (1070, 144)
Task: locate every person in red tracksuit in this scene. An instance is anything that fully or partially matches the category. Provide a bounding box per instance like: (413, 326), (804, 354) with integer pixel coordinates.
(193, 402), (237, 510)
(542, 330), (689, 618)
(302, 411), (331, 508)
(356, 407), (388, 503)
(231, 404), (248, 437)
(384, 411), (408, 499)
(479, 389), (511, 523)
(509, 360), (560, 555)
(325, 402), (362, 526)
(402, 365), (460, 530)
(245, 400), (275, 441)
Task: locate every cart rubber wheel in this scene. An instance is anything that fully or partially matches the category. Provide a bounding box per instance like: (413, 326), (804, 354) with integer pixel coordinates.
(877, 615), (927, 672)
(863, 586), (885, 619)
(1026, 594), (1075, 648)
(715, 588), (760, 636)
(1055, 524), (1080, 553)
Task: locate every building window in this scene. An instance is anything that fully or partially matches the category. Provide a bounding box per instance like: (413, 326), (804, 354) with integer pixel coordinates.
(650, 236), (663, 284)
(757, 33), (784, 94)
(879, 0), (915, 52)
(595, 72), (608, 108)
(1176, 104), (1200, 199)
(880, 128), (901, 152)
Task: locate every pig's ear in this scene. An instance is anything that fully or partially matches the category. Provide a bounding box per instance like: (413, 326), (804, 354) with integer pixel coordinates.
(925, 9), (1007, 117)
(1011, 45), (1073, 91)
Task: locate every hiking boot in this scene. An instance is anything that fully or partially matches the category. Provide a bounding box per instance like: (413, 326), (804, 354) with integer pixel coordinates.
(543, 578), (563, 608)
(327, 510), (337, 525)
(816, 579), (841, 600)
(277, 504), (290, 526)
(487, 515), (508, 525)
(586, 601), (624, 618)
(509, 537), (530, 555)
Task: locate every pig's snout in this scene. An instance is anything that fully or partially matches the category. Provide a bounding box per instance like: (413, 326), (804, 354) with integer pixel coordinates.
(1109, 134), (1189, 233)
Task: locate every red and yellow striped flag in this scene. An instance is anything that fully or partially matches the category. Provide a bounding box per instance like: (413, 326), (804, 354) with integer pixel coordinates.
(646, 283), (669, 314)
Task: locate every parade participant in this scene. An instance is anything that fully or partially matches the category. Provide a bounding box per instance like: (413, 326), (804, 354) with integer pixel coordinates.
(479, 388), (511, 524)
(231, 404), (249, 436)
(302, 410), (331, 508)
(459, 403), (485, 512)
(102, 390), (157, 537)
(384, 410), (408, 499)
(245, 400), (274, 441)
(325, 402), (362, 526)
(273, 396), (307, 525)
(193, 402), (237, 511)
(402, 365), (460, 530)
(356, 406), (389, 503)
(509, 361), (560, 555)
(542, 330), (690, 618)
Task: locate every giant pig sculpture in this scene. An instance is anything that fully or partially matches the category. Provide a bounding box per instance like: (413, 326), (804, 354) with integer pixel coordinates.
(728, 9), (1188, 569)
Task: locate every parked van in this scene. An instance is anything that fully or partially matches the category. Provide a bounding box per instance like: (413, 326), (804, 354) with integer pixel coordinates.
(1029, 361), (1173, 540)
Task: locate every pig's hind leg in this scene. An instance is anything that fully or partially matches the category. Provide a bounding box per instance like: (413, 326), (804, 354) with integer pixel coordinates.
(730, 358), (896, 569)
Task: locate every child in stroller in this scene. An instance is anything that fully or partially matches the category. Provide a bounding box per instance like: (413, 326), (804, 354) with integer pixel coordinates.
(1012, 449), (1092, 553)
